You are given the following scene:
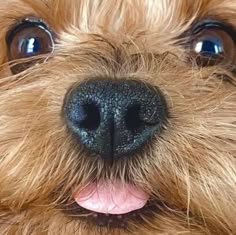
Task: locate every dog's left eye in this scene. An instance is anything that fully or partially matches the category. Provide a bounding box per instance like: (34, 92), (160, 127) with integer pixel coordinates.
(191, 22), (236, 67)
(6, 18), (54, 74)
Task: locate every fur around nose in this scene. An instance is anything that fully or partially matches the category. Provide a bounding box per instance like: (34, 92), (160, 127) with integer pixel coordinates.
(63, 79), (168, 159)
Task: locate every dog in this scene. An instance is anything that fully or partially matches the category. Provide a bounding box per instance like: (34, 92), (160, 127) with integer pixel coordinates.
(0, 0), (235, 234)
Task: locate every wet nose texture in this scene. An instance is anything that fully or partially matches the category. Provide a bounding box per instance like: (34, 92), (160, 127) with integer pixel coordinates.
(63, 79), (168, 159)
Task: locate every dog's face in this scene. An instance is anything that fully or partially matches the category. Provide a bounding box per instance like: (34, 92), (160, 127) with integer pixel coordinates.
(0, 0), (235, 234)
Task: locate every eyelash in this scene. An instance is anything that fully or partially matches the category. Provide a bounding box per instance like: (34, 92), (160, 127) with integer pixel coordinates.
(191, 19), (236, 43)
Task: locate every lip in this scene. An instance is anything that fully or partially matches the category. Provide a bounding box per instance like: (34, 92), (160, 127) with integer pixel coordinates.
(63, 199), (161, 228)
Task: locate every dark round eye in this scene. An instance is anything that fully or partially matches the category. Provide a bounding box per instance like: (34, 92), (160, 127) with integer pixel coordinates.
(6, 18), (54, 74)
(191, 24), (236, 67)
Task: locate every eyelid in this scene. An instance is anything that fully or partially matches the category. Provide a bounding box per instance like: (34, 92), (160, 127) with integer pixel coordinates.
(192, 19), (236, 44)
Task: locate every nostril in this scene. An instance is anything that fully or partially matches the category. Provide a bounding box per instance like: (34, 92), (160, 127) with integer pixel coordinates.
(77, 103), (100, 131)
(125, 104), (143, 131)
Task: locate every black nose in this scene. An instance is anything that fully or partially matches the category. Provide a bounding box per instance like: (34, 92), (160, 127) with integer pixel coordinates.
(63, 79), (168, 159)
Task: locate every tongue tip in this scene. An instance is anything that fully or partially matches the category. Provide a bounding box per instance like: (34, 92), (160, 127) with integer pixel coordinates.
(75, 201), (148, 215)
(73, 180), (149, 215)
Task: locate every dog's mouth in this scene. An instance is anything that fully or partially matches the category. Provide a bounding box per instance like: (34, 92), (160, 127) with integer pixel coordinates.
(64, 180), (159, 228)
(73, 180), (149, 215)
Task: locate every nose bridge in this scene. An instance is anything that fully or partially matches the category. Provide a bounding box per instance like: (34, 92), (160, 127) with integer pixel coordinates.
(100, 81), (140, 125)
(102, 88), (124, 128)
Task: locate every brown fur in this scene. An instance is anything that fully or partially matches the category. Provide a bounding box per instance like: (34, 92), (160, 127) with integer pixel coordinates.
(0, 0), (235, 234)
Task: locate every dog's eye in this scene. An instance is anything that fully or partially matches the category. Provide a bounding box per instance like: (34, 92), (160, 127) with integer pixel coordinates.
(191, 22), (236, 67)
(6, 18), (54, 74)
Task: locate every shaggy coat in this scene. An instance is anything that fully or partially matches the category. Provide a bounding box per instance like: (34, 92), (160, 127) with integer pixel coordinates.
(0, 0), (235, 234)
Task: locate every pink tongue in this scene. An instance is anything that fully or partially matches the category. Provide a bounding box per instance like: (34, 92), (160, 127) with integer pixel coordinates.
(73, 180), (149, 215)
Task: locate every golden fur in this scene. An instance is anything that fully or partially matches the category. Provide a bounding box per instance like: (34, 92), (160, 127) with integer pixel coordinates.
(0, 0), (235, 234)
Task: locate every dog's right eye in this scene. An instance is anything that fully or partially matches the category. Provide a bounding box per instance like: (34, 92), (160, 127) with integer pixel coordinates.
(191, 20), (236, 67)
(6, 18), (54, 74)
